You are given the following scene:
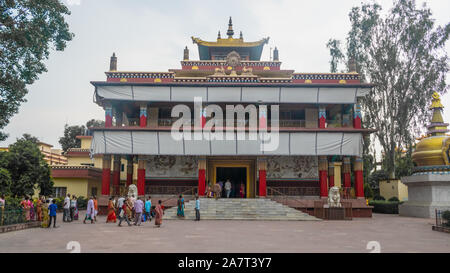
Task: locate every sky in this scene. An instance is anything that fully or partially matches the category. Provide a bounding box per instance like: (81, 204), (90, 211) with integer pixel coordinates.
(1, 0), (449, 150)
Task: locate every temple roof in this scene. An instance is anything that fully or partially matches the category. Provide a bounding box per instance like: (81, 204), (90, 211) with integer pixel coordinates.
(191, 17), (269, 61)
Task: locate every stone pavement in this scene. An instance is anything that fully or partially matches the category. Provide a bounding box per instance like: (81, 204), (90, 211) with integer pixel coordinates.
(0, 213), (449, 253)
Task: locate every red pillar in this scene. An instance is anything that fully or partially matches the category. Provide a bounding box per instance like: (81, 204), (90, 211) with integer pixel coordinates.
(105, 106), (112, 128)
(328, 163), (335, 188)
(126, 156), (133, 187)
(198, 169), (205, 196)
(113, 155), (121, 195)
(343, 157), (351, 188)
(101, 155), (111, 195)
(354, 157), (364, 198)
(319, 156), (328, 197)
(198, 158), (206, 196)
(259, 170), (267, 197)
(139, 104), (147, 128)
(137, 157), (146, 196)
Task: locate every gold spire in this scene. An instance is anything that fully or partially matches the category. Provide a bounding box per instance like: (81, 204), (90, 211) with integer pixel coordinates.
(428, 92), (448, 136)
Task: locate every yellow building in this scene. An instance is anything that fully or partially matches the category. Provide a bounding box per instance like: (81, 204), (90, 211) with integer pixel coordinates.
(50, 136), (138, 198)
(37, 142), (68, 165)
(379, 180), (408, 201)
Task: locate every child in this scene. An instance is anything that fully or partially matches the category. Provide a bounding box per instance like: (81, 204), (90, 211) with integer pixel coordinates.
(48, 200), (58, 228)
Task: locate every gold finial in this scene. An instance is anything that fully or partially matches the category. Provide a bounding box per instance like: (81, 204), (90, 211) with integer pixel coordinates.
(239, 31), (243, 39)
(217, 31), (221, 39)
(430, 91), (444, 109)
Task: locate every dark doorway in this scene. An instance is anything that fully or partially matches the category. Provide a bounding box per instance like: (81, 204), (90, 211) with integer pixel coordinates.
(216, 167), (247, 198)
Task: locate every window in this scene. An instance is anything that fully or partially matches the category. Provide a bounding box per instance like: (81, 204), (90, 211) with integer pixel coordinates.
(91, 187), (97, 197)
(121, 164), (124, 172)
(53, 187), (67, 198)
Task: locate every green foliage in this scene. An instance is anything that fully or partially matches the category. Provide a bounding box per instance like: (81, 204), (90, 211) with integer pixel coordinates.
(327, 0), (450, 177)
(373, 195), (385, 201)
(442, 211), (450, 227)
(2, 134), (53, 197)
(86, 119), (105, 129)
(364, 183), (373, 198)
(388, 196), (400, 202)
(0, 168), (11, 195)
(59, 124), (86, 152)
(4, 196), (22, 210)
(53, 197), (64, 210)
(368, 170), (389, 192)
(77, 196), (87, 209)
(369, 200), (402, 214)
(0, 0), (73, 140)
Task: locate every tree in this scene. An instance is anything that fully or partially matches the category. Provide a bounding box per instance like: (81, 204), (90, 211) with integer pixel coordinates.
(59, 124), (86, 152)
(0, 168), (11, 195)
(326, 0), (449, 177)
(4, 134), (53, 197)
(59, 119), (105, 152)
(0, 0), (73, 141)
(86, 119), (105, 128)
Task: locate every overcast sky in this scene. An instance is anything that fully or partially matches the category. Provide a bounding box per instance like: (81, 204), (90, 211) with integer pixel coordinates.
(1, 0), (449, 149)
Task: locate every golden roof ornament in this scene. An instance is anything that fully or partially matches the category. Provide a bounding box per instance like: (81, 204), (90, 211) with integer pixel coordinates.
(412, 91), (450, 169)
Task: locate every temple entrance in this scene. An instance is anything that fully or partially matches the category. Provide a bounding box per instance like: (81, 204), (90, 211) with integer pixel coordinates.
(207, 158), (256, 198)
(216, 167), (247, 198)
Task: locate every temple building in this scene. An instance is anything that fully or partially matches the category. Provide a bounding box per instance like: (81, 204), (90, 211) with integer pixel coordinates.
(89, 18), (375, 216)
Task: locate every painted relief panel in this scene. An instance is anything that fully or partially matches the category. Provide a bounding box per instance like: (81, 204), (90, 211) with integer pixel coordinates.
(267, 156), (318, 179)
(146, 156), (198, 178)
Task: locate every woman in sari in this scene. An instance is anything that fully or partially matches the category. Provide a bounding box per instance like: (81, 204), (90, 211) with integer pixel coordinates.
(106, 197), (117, 223)
(29, 198), (35, 220)
(71, 195), (79, 220)
(155, 200), (164, 227)
(41, 200), (50, 228)
(176, 195), (185, 218)
(125, 198), (133, 221)
(36, 196), (43, 221)
(240, 183), (245, 198)
(20, 197), (30, 221)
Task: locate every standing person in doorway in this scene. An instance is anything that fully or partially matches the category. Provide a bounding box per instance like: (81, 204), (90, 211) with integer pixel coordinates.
(240, 183), (246, 198)
(145, 197), (152, 222)
(48, 199), (58, 228)
(154, 200), (164, 227)
(225, 179), (232, 198)
(133, 197), (144, 226)
(194, 195), (200, 221)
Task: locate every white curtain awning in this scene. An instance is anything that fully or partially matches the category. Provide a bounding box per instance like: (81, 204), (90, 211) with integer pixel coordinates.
(90, 130), (363, 157)
(96, 85), (371, 104)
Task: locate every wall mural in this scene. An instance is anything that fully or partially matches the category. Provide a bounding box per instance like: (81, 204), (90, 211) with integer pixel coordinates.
(267, 156), (318, 179)
(146, 156), (198, 178)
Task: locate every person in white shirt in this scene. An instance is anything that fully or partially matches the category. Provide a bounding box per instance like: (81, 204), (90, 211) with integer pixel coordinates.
(225, 180), (232, 198)
(117, 196), (125, 216)
(63, 194), (71, 222)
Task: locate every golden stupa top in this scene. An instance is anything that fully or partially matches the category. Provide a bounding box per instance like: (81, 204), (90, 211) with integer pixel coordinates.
(412, 91), (450, 168)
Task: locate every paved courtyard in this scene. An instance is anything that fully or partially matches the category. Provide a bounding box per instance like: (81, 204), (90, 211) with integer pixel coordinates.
(0, 213), (448, 253)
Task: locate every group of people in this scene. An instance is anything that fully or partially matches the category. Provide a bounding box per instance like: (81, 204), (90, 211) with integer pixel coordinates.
(205, 179), (246, 199)
(17, 195), (64, 228)
(86, 195), (165, 228)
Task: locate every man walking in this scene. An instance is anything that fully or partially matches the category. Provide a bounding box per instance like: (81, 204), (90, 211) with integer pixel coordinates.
(83, 196), (95, 224)
(225, 179), (232, 198)
(48, 199), (58, 228)
(145, 197), (152, 222)
(117, 195), (125, 217)
(133, 197), (144, 226)
(63, 194), (71, 222)
(194, 195), (200, 221)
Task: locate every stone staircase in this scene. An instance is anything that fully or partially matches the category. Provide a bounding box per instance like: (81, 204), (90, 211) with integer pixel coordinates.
(163, 198), (320, 221)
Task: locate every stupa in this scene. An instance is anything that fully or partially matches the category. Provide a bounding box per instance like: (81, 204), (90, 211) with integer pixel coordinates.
(399, 92), (450, 218)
